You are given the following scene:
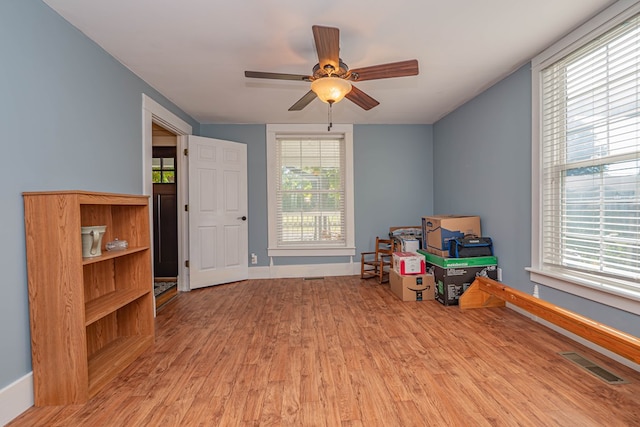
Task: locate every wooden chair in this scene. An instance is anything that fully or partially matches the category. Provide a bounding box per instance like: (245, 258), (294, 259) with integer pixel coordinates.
(360, 237), (394, 283)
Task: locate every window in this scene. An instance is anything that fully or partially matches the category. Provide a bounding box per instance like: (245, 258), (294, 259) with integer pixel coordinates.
(152, 156), (175, 183)
(531, 3), (640, 308)
(266, 124), (355, 257)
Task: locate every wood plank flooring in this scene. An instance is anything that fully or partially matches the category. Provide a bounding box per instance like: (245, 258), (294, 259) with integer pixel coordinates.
(9, 276), (640, 426)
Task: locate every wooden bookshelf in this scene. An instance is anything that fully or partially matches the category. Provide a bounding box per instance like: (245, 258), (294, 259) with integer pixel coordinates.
(23, 191), (154, 406)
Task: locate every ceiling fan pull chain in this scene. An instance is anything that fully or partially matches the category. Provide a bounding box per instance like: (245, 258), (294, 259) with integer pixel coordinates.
(328, 102), (333, 131)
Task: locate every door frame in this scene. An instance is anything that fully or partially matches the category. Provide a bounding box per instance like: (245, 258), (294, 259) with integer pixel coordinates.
(142, 94), (192, 293)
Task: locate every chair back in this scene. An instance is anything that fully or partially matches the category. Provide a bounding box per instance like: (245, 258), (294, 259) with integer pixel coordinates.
(375, 237), (394, 258)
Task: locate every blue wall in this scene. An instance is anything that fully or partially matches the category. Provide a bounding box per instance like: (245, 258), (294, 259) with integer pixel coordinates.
(433, 63), (640, 337)
(0, 0), (198, 389)
(353, 125), (434, 252)
(199, 124), (434, 266)
(433, 65), (532, 288)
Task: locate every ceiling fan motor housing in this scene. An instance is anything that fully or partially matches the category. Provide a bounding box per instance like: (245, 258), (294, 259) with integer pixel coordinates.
(312, 59), (351, 80)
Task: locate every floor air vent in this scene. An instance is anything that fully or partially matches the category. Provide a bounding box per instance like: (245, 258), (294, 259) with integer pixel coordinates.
(303, 277), (325, 281)
(559, 352), (628, 384)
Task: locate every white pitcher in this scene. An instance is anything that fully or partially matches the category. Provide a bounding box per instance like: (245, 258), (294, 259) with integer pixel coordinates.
(81, 225), (107, 258)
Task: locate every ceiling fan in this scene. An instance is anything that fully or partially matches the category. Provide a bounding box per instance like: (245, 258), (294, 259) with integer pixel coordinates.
(244, 25), (419, 112)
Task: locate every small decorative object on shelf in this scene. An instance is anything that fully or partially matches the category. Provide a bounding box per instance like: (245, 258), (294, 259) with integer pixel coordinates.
(81, 225), (107, 258)
(106, 238), (128, 251)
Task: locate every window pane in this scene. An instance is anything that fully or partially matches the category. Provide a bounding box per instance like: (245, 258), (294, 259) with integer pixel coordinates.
(152, 158), (161, 170)
(162, 171), (175, 183)
(162, 158), (175, 169)
(152, 170), (161, 183)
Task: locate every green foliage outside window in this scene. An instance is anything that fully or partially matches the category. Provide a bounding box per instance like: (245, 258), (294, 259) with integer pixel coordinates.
(152, 158), (176, 184)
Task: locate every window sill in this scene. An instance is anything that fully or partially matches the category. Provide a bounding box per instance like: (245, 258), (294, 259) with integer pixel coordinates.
(268, 247), (356, 257)
(526, 267), (640, 316)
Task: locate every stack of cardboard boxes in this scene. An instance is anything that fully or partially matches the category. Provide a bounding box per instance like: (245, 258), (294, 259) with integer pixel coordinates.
(418, 215), (498, 306)
(389, 252), (435, 302)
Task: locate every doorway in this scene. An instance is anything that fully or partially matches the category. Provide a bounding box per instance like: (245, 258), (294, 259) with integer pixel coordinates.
(152, 125), (179, 308)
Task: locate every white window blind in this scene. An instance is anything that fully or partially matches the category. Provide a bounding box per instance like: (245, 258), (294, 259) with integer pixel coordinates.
(541, 13), (640, 288)
(275, 136), (346, 247)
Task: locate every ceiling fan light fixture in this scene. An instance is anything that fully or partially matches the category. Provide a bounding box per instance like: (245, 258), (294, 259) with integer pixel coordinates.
(311, 77), (352, 104)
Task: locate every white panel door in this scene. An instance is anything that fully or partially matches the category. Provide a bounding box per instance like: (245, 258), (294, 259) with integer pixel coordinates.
(188, 135), (248, 289)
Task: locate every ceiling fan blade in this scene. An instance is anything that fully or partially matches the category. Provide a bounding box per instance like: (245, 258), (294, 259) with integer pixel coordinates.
(288, 90), (317, 111)
(312, 25), (340, 71)
(245, 71), (311, 81)
(345, 85), (380, 110)
(349, 59), (419, 82)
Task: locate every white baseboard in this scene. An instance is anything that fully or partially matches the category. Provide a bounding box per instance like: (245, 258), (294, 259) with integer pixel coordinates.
(0, 372), (33, 426)
(249, 261), (359, 279)
(507, 303), (640, 373)
(248, 266), (271, 279)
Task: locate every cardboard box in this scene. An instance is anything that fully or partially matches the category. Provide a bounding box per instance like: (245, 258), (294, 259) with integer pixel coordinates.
(389, 269), (435, 301)
(422, 215), (481, 257)
(418, 250), (498, 306)
(393, 252), (425, 275)
(399, 237), (420, 252)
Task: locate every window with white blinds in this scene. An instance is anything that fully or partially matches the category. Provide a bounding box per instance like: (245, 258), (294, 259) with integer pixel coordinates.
(266, 124), (355, 257)
(276, 137), (345, 245)
(539, 12), (640, 292)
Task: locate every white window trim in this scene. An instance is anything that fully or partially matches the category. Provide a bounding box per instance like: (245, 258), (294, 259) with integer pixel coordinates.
(266, 123), (355, 257)
(530, 0), (640, 315)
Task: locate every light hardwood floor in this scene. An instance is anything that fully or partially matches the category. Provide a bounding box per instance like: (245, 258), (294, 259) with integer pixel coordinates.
(10, 276), (640, 426)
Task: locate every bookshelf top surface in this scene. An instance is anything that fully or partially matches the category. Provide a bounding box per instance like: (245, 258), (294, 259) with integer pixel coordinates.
(23, 190), (149, 205)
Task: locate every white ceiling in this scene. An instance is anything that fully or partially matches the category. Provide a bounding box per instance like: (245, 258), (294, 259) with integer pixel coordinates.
(43, 0), (617, 125)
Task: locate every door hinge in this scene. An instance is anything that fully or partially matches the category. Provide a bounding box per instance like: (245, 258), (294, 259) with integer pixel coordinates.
(185, 260), (190, 268)
(183, 148), (188, 156)
(185, 204), (188, 212)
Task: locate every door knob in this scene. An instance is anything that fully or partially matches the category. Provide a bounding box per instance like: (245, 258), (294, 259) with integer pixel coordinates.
(238, 216), (247, 221)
